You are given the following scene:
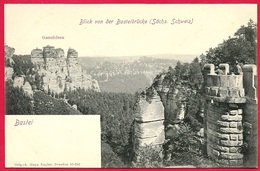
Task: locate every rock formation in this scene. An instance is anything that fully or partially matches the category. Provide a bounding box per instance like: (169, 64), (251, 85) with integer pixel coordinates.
(132, 87), (165, 163)
(5, 45), (34, 98)
(4, 45), (15, 80)
(132, 62), (257, 167)
(132, 71), (189, 163)
(31, 45), (100, 94)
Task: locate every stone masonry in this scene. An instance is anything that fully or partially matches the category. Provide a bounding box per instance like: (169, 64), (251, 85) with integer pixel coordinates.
(203, 63), (257, 167)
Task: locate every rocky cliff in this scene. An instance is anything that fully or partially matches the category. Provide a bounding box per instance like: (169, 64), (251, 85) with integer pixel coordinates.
(4, 45), (15, 80)
(132, 73), (190, 162)
(5, 45), (33, 97)
(31, 45), (100, 94)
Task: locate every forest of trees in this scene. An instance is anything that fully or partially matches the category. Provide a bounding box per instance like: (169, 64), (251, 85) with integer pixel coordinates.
(64, 89), (137, 166)
(200, 19), (256, 66)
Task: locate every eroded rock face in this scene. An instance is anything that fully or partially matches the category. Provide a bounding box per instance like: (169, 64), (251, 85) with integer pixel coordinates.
(43, 45), (56, 58)
(154, 73), (187, 125)
(13, 76), (25, 88)
(31, 48), (43, 58)
(5, 45), (34, 98)
(5, 45), (15, 72)
(132, 73), (189, 163)
(5, 44), (15, 60)
(5, 67), (13, 81)
(132, 87), (165, 163)
(13, 76), (33, 97)
(67, 48), (78, 58)
(23, 81), (33, 97)
(31, 46), (100, 94)
(56, 48), (65, 58)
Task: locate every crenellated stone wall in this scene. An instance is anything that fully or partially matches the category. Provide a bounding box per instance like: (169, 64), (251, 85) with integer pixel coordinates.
(203, 63), (257, 167)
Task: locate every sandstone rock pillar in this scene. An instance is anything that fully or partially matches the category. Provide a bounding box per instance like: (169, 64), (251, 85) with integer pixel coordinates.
(133, 87), (165, 163)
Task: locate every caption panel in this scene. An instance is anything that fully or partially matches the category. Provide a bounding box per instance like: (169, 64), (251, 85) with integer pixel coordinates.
(5, 115), (101, 168)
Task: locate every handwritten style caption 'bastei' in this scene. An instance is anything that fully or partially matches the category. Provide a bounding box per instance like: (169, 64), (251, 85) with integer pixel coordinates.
(79, 18), (194, 25)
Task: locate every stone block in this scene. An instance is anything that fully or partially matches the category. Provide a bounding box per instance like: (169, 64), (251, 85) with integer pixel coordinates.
(218, 87), (229, 97)
(220, 140), (242, 147)
(219, 128), (242, 134)
(229, 159), (243, 166)
(230, 135), (238, 141)
(238, 134), (243, 141)
(221, 115), (242, 121)
(229, 88), (240, 97)
(220, 153), (243, 160)
(229, 110), (238, 115)
(229, 122), (237, 128)
(211, 87), (219, 96)
(209, 143), (229, 152)
(226, 97), (246, 104)
(219, 63), (229, 75)
(237, 122), (242, 130)
(237, 109), (243, 115)
(229, 147), (239, 153)
(238, 140), (243, 146)
(217, 120), (229, 127)
(204, 64), (215, 75)
(239, 89), (245, 97)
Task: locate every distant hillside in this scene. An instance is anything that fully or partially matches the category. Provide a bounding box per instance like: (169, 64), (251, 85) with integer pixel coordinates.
(149, 54), (199, 63)
(78, 54), (198, 71)
(79, 56), (180, 93)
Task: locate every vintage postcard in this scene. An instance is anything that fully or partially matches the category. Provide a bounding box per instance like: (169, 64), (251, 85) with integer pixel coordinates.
(4, 4), (257, 168)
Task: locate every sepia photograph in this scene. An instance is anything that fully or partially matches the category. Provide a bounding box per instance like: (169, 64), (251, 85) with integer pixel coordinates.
(4, 4), (257, 168)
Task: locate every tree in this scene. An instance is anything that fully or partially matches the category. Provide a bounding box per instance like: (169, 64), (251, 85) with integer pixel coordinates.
(201, 19), (257, 65)
(5, 80), (33, 115)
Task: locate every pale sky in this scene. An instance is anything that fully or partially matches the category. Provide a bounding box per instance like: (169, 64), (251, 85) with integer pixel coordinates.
(5, 4), (257, 58)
